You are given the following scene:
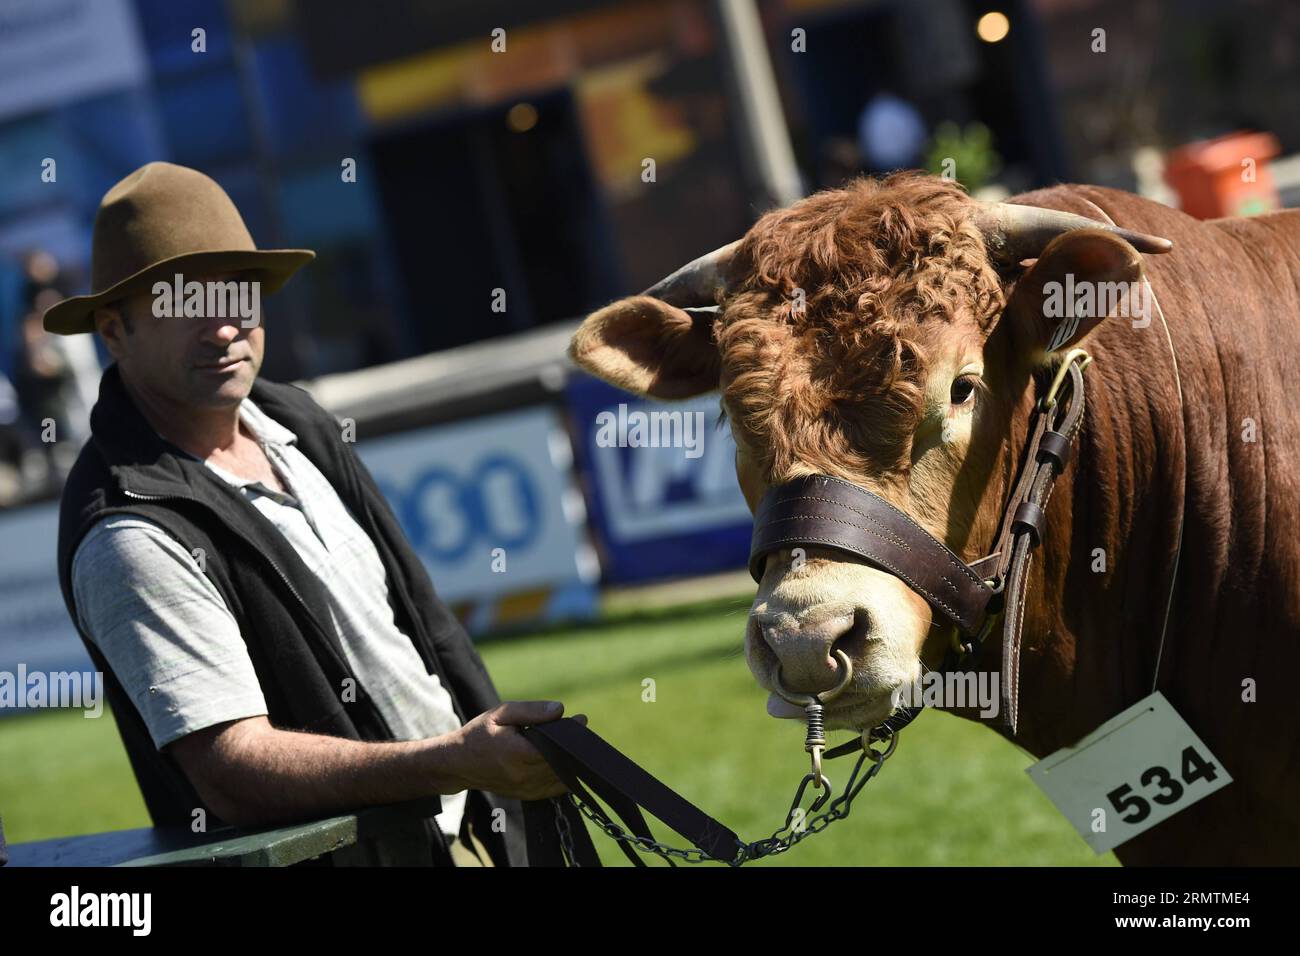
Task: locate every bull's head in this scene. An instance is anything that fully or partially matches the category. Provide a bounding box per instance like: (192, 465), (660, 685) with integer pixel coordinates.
(568, 173), (1171, 733)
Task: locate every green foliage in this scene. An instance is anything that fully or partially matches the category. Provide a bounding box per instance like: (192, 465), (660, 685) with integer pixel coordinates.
(924, 121), (1003, 193)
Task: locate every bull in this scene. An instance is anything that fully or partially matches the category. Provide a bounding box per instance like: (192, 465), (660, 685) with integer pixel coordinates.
(567, 172), (1300, 865)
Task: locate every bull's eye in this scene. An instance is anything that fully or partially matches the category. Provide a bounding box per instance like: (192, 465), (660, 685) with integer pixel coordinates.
(950, 374), (980, 408)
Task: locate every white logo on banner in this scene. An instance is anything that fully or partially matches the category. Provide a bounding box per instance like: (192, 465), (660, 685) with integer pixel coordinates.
(590, 394), (750, 543)
(357, 406), (597, 601)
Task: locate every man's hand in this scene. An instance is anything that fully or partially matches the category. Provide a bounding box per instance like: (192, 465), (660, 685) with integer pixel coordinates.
(445, 700), (584, 800)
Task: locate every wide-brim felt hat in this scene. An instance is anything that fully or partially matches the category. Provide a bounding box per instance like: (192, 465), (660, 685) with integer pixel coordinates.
(43, 162), (315, 334)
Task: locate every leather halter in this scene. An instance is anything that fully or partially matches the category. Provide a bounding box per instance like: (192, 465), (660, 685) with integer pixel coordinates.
(748, 349), (1091, 734)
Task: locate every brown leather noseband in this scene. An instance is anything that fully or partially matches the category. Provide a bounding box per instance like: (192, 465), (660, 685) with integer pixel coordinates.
(748, 350), (1091, 734)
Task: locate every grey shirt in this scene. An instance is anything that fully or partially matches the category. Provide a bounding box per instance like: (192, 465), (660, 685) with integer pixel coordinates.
(71, 398), (467, 838)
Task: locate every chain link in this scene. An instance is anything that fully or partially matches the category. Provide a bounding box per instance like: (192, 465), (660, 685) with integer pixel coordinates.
(553, 793), (579, 866)
(557, 733), (899, 866)
(568, 798), (713, 865)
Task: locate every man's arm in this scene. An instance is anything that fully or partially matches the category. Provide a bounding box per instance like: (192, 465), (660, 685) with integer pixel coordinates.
(73, 516), (571, 828)
(168, 701), (575, 828)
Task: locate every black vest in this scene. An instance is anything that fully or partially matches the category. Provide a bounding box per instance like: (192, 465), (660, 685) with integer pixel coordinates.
(56, 364), (533, 865)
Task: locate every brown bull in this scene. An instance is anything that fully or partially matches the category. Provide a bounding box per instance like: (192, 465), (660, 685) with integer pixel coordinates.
(568, 172), (1300, 865)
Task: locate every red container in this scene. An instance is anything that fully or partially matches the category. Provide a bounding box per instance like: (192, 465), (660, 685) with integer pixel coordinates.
(1163, 131), (1281, 219)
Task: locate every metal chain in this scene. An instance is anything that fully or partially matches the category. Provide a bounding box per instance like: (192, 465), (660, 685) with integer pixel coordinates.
(568, 797), (712, 864)
(553, 793), (579, 866)
(557, 732), (900, 866)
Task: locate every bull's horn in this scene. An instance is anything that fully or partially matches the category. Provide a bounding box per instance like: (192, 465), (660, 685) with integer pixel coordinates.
(974, 203), (1174, 265)
(641, 239), (742, 308)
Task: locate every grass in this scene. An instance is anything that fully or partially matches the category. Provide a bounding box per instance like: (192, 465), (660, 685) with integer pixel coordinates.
(0, 591), (1114, 865)
(0, 699), (151, 840)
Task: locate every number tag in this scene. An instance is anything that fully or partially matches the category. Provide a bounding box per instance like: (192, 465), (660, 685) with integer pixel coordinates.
(1025, 691), (1232, 854)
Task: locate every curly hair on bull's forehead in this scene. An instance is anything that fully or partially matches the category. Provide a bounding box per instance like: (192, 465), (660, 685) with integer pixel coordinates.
(715, 172), (1005, 483)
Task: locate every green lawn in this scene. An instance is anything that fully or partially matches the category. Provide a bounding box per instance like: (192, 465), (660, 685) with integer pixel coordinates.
(0, 591), (1114, 865)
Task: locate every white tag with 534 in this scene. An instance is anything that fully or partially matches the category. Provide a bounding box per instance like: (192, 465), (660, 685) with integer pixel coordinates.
(1025, 691), (1232, 854)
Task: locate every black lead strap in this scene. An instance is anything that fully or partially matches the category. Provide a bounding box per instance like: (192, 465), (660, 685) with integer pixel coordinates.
(522, 719), (744, 866)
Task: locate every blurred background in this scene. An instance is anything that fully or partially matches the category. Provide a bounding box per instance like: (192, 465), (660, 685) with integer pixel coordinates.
(1, 0), (1297, 863)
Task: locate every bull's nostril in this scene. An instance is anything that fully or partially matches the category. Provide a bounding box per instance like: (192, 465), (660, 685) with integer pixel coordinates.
(755, 611), (854, 695)
(774, 648), (853, 705)
(831, 609), (870, 662)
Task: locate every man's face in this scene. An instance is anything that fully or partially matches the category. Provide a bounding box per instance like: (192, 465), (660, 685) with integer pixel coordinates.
(98, 271), (264, 409)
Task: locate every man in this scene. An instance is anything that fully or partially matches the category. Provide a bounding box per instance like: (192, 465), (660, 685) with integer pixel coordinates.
(46, 162), (585, 866)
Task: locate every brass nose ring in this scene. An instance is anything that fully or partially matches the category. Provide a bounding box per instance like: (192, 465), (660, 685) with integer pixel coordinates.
(772, 648), (854, 705)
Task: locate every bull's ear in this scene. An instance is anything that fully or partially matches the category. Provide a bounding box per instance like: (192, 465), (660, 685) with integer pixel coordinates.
(567, 295), (721, 399)
(1004, 228), (1147, 361)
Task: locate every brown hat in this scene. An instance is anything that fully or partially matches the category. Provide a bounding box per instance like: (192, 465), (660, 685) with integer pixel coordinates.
(42, 162), (315, 335)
